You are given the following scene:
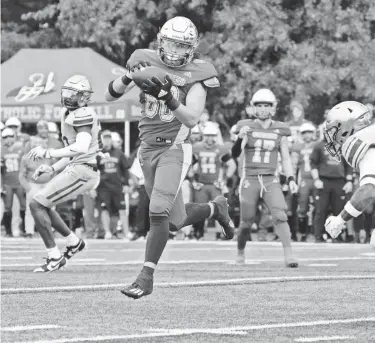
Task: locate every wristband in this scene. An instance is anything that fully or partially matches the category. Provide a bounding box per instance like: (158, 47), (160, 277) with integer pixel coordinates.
(121, 74), (132, 86)
(343, 202), (362, 218)
(346, 175), (353, 182)
(287, 176), (295, 185)
(164, 94), (180, 111)
(108, 81), (124, 99)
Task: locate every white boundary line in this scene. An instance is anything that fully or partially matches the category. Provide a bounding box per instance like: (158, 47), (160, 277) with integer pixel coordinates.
(1, 325), (61, 332)
(2, 274), (375, 294)
(295, 336), (355, 342)
(1, 256), (374, 268)
(10, 317), (375, 343)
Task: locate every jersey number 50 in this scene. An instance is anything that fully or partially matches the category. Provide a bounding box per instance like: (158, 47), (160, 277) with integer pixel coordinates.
(144, 86), (179, 122)
(252, 139), (276, 164)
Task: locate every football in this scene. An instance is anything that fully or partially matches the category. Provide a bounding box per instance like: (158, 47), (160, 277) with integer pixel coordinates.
(132, 66), (168, 89)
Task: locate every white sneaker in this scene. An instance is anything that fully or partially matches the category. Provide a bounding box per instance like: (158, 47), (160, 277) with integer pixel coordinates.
(104, 232), (112, 240)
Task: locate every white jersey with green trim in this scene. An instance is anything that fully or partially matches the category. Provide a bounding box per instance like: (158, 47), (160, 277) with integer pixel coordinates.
(341, 123), (375, 170)
(60, 106), (101, 165)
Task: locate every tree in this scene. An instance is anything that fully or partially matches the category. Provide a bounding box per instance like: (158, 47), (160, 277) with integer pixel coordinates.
(2, 0), (374, 128)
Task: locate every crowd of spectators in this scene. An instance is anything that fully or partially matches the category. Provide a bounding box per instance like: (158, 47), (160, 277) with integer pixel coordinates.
(1, 102), (374, 244)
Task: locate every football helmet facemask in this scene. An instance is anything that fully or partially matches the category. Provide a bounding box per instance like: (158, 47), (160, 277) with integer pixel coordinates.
(251, 89), (277, 120)
(157, 17), (199, 68)
(324, 101), (371, 161)
(61, 75), (93, 110)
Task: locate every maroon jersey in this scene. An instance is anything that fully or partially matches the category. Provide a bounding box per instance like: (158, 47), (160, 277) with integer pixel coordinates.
(127, 49), (219, 146)
(193, 142), (228, 184)
(236, 119), (291, 176)
(1, 142), (24, 186)
(291, 141), (315, 180)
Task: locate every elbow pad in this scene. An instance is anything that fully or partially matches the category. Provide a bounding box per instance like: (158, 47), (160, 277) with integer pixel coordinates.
(75, 132), (92, 153)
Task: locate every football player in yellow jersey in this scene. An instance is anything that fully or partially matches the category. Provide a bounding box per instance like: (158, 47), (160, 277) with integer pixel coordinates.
(324, 101), (375, 248)
(105, 16), (234, 299)
(27, 75), (100, 272)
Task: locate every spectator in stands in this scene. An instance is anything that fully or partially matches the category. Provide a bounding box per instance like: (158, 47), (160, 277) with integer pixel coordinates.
(96, 130), (130, 239)
(47, 122), (60, 141)
(310, 140), (353, 242)
(5, 117), (30, 144)
(1, 128), (26, 237)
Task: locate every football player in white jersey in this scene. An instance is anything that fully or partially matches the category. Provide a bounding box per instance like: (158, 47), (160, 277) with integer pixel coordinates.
(323, 101), (375, 248)
(27, 75), (101, 272)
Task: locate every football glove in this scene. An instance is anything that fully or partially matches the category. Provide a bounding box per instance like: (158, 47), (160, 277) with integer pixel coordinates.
(141, 75), (173, 101)
(28, 146), (51, 161)
(32, 164), (54, 180)
(192, 181), (204, 191)
(325, 215), (345, 239)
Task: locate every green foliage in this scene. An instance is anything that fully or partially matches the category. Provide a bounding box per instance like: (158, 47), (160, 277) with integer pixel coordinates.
(2, 0), (375, 127)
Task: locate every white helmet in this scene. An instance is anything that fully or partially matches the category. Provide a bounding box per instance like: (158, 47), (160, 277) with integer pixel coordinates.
(61, 75), (93, 110)
(324, 101), (371, 161)
(2, 128), (16, 138)
(5, 117), (21, 128)
(157, 16), (199, 68)
(191, 125), (201, 134)
(251, 89), (277, 120)
(299, 122), (316, 133)
(203, 124), (219, 136)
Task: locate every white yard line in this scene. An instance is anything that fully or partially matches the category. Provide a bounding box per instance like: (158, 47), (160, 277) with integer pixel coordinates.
(10, 318), (374, 343)
(2, 274), (375, 294)
(1, 325), (61, 332)
(295, 336), (355, 342)
(307, 264), (338, 267)
(0, 256), (33, 260)
(1, 256), (374, 268)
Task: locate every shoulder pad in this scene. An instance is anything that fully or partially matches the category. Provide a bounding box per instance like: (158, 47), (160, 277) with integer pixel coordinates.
(190, 59), (218, 83)
(273, 121), (291, 136)
(342, 135), (370, 169)
(202, 77), (220, 88)
(66, 107), (95, 127)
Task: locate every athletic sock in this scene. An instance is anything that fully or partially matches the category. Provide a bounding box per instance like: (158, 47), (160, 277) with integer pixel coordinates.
(47, 246), (61, 259)
(143, 215), (169, 275)
(66, 232), (80, 247)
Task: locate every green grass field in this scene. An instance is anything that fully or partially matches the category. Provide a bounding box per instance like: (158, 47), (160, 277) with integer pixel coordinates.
(1, 238), (375, 343)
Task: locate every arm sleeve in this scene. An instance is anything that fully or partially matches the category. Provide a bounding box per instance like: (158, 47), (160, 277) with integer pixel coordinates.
(231, 138), (243, 159)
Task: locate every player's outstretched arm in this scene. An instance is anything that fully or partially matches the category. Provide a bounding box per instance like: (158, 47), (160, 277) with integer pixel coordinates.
(105, 76), (136, 102)
(340, 184), (375, 221)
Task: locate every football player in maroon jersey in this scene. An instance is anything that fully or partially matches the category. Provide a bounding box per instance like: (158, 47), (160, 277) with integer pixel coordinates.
(232, 89), (299, 267)
(105, 16), (234, 299)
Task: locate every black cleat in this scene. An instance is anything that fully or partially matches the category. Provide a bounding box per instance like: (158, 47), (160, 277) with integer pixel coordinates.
(211, 196), (235, 240)
(121, 272), (153, 300)
(63, 239), (86, 260)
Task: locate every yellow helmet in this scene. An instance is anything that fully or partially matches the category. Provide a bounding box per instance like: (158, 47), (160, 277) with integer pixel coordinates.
(157, 16), (199, 68)
(324, 101), (371, 161)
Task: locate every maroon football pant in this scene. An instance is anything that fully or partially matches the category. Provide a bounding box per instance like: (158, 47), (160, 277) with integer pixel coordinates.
(139, 142), (192, 228)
